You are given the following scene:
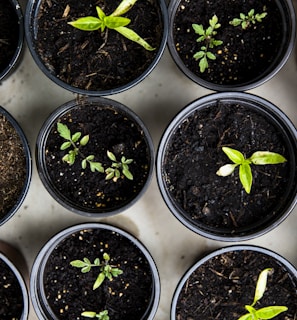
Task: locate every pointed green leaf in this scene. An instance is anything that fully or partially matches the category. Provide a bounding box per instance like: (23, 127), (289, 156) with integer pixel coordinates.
(249, 151), (287, 165)
(82, 266), (91, 273)
(192, 24), (205, 36)
(115, 26), (155, 51)
(80, 135), (90, 146)
(106, 170), (115, 180)
(216, 163), (238, 176)
(222, 147), (245, 164)
(93, 272), (105, 290)
(86, 155), (95, 161)
(252, 268), (272, 306)
(90, 162), (104, 173)
(199, 56), (208, 72)
(70, 260), (87, 268)
(81, 311), (97, 318)
(57, 123), (71, 140)
(237, 313), (253, 320)
(82, 159), (87, 169)
(245, 305), (257, 317)
(103, 253), (110, 261)
(230, 18), (242, 26)
(255, 306), (288, 319)
(123, 168), (133, 180)
(68, 16), (102, 31)
(206, 52), (216, 60)
(96, 6), (106, 20)
(107, 151), (117, 162)
(111, 0), (138, 17)
(104, 16), (131, 29)
(94, 258), (100, 266)
(239, 163), (252, 194)
(193, 51), (205, 60)
(60, 141), (72, 150)
(72, 132), (82, 142)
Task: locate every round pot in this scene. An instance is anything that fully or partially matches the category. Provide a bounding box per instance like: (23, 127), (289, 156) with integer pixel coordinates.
(30, 223), (160, 320)
(167, 0), (296, 91)
(171, 245), (297, 319)
(156, 92), (297, 241)
(0, 0), (24, 81)
(25, 0), (168, 96)
(36, 96), (154, 217)
(0, 248), (29, 319)
(0, 105), (32, 226)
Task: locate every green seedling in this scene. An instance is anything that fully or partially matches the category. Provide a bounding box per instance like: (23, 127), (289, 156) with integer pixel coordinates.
(81, 309), (109, 320)
(216, 147), (287, 194)
(237, 268), (288, 320)
(68, 0), (155, 51)
(70, 252), (123, 290)
(105, 150), (133, 181)
(192, 15), (223, 73)
(230, 9), (267, 30)
(57, 123), (104, 173)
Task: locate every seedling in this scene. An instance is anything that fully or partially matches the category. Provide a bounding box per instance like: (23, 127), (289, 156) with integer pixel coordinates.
(57, 123), (104, 173)
(70, 252), (123, 290)
(230, 9), (267, 30)
(216, 147), (287, 194)
(237, 268), (288, 320)
(68, 0), (155, 51)
(105, 150), (133, 181)
(81, 309), (109, 320)
(192, 15), (223, 73)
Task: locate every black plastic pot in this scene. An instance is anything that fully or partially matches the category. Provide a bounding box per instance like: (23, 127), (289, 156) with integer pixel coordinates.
(30, 223), (161, 320)
(156, 92), (297, 241)
(167, 0), (296, 91)
(36, 96), (154, 217)
(0, 0), (24, 81)
(0, 245), (29, 319)
(25, 0), (168, 96)
(171, 245), (297, 319)
(0, 106), (32, 226)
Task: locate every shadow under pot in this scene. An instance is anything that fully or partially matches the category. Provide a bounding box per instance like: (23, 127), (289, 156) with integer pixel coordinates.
(156, 92), (297, 241)
(0, 106), (32, 226)
(0, 250), (29, 319)
(0, 0), (24, 81)
(36, 97), (154, 217)
(167, 0), (296, 91)
(30, 223), (160, 320)
(25, 0), (168, 96)
(171, 245), (297, 319)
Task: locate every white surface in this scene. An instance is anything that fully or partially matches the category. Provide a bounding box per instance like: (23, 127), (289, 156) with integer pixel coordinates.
(0, 1), (297, 319)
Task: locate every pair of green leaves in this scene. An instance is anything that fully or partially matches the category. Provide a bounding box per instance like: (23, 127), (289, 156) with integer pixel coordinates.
(105, 150), (133, 181)
(192, 15), (223, 73)
(230, 9), (268, 30)
(68, 0), (155, 51)
(70, 253), (123, 290)
(216, 147), (287, 194)
(238, 268), (288, 320)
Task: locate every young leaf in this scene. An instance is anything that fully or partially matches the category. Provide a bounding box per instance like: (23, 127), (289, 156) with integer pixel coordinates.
(255, 306), (288, 319)
(222, 147), (245, 164)
(57, 122), (71, 140)
(70, 260), (88, 268)
(81, 311), (98, 318)
(238, 314), (253, 320)
(250, 151), (287, 165)
(107, 151), (117, 162)
(68, 17), (102, 31)
(104, 16), (131, 29)
(192, 23), (205, 36)
(96, 6), (106, 21)
(93, 272), (106, 290)
(239, 162), (252, 194)
(80, 135), (90, 146)
(252, 268), (272, 306)
(90, 162), (104, 173)
(122, 167), (133, 180)
(72, 132), (82, 142)
(216, 163), (238, 176)
(199, 56), (208, 73)
(60, 141), (72, 150)
(111, 0), (138, 17)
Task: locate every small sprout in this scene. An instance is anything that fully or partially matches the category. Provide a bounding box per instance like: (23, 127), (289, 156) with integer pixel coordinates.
(81, 309), (109, 319)
(230, 9), (268, 30)
(57, 123), (104, 173)
(216, 147), (287, 194)
(70, 253), (123, 290)
(105, 151), (134, 181)
(68, 0), (155, 51)
(237, 268), (288, 320)
(192, 15), (223, 73)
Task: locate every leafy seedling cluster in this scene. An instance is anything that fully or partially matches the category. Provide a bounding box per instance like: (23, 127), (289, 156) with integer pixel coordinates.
(237, 268), (288, 320)
(216, 147), (287, 194)
(57, 123), (134, 181)
(192, 9), (267, 72)
(68, 0), (155, 51)
(71, 253), (123, 319)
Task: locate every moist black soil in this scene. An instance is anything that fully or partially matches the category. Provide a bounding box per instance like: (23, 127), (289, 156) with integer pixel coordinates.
(163, 101), (291, 236)
(0, 113), (27, 219)
(0, 1), (20, 75)
(173, 0), (284, 86)
(43, 228), (154, 319)
(34, 0), (163, 92)
(175, 250), (297, 319)
(44, 101), (151, 213)
(0, 258), (24, 319)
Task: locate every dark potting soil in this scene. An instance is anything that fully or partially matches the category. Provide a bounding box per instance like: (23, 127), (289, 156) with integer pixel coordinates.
(0, 114), (27, 219)
(0, 258), (24, 319)
(34, 0), (163, 91)
(44, 102), (151, 212)
(0, 1), (20, 75)
(163, 102), (291, 235)
(173, 0), (284, 85)
(43, 228), (154, 319)
(175, 250), (297, 319)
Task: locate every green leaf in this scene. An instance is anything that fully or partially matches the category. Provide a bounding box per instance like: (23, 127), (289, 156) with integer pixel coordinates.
(107, 151), (117, 162)
(255, 306), (288, 319)
(111, 0), (138, 17)
(237, 313), (253, 320)
(213, 40), (223, 46)
(57, 123), (71, 140)
(82, 266), (91, 273)
(123, 168), (133, 180)
(96, 6), (106, 20)
(206, 52), (216, 60)
(103, 253), (110, 261)
(111, 268), (124, 277)
(199, 56), (208, 73)
(239, 163), (252, 194)
(60, 141), (72, 150)
(105, 169), (115, 180)
(216, 163), (238, 176)
(86, 155), (95, 161)
(80, 135), (90, 146)
(90, 162), (104, 173)
(93, 272), (105, 290)
(115, 26), (155, 51)
(192, 23), (205, 36)
(82, 159), (87, 169)
(72, 132), (82, 142)
(249, 151), (287, 165)
(252, 268), (272, 306)
(81, 311), (97, 318)
(230, 18), (242, 26)
(94, 258), (100, 266)
(68, 16), (102, 31)
(209, 15), (219, 28)
(193, 51), (205, 60)
(222, 147), (245, 164)
(248, 9), (255, 17)
(70, 260), (87, 268)
(104, 16), (131, 29)
(123, 158), (133, 165)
